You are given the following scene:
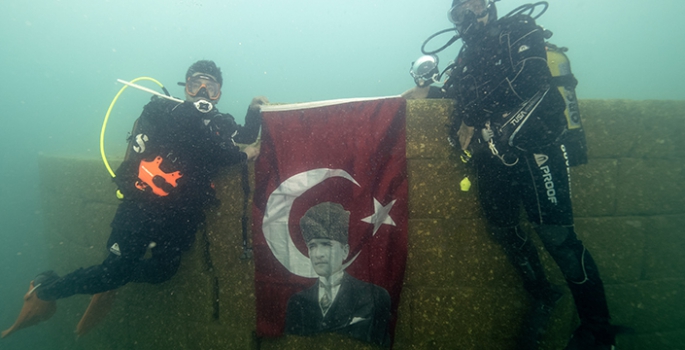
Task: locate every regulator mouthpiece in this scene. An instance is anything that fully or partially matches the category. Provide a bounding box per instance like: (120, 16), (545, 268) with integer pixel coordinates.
(194, 100), (214, 113)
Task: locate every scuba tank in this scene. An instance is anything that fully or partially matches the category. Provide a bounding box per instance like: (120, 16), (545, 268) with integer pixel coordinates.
(546, 43), (588, 166)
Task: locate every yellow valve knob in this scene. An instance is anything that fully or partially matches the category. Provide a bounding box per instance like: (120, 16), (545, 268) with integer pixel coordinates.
(460, 176), (471, 192)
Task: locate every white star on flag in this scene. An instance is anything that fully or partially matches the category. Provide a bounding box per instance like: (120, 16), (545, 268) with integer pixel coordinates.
(361, 198), (397, 236)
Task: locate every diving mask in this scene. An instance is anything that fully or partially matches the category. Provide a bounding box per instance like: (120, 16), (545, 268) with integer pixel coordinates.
(409, 55), (440, 87)
(185, 74), (221, 100)
(448, 0), (488, 26)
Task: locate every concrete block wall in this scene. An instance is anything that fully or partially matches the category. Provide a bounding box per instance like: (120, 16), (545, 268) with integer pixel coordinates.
(572, 100), (685, 350)
(34, 99), (685, 349)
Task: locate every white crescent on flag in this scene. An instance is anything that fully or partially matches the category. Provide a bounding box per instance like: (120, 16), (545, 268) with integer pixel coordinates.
(262, 168), (361, 278)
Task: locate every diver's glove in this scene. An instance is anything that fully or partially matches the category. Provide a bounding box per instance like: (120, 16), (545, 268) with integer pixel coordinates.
(447, 135), (474, 165)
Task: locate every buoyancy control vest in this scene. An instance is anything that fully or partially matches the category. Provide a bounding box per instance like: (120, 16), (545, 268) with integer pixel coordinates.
(448, 41), (589, 167)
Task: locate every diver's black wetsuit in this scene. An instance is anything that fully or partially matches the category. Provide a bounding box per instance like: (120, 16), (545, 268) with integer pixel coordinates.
(37, 97), (260, 300)
(431, 14), (612, 339)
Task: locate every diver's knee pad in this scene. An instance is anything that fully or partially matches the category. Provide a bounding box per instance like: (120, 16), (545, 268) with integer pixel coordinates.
(534, 225), (589, 284)
(533, 224), (572, 247)
(489, 225), (528, 248)
(491, 225), (554, 299)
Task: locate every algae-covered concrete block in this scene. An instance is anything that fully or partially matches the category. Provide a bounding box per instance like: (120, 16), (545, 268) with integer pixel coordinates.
(607, 280), (685, 334)
(631, 100), (685, 159)
(581, 99), (685, 160)
(575, 217), (646, 284)
(406, 285), (527, 348)
(405, 218), (520, 289)
(618, 329), (685, 350)
(571, 159), (619, 217)
(186, 323), (257, 350)
(38, 155), (118, 270)
(580, 100), (642, 159)
(643, 214), (685, 280)
(615, 158), (685, 216)
(407, 159), (479, 220)
(406, 99), (454, 160)
(38, 155), (121, 204)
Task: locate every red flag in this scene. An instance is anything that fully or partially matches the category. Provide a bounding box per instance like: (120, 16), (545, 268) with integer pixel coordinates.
(252, 97), (408, 346)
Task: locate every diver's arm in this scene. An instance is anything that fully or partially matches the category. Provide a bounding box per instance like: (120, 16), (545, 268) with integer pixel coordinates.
(401, 86), (430, 99)
(202, 111), (257, 166)
(234, 96), (267, 144)
(242, 144), (260, 161)
(505, 18), (552, 100)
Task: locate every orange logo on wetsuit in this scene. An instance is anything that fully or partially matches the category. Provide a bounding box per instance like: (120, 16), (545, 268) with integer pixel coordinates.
(135, 156), (183, 197)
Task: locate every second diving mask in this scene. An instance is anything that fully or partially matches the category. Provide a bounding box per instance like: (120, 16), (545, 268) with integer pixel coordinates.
(448, 0), (489, 27)
(409, 55), (440, 87)
(185, 74), (221, 100)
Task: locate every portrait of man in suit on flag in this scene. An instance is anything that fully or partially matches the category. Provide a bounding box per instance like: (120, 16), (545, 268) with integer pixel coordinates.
(284, 202), (391, 347)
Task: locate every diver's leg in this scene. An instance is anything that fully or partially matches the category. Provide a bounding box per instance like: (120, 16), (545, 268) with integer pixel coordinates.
(475, 152), (562, 349)
(490, 224), (563, 350)
(535, 224), (614, 347)
(476, 152), (558, 301)
(130, 213), (201, 284)
(489, 225), (558, 300)
(130, 246), (183, 284)
(1, 277), (57, 338)
(521, 144), (615, 347)
(36, 227), (148, 300)
(1, 227), (146, 338)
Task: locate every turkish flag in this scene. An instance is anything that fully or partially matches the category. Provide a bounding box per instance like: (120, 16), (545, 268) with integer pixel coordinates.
(252, 97), (408, 344)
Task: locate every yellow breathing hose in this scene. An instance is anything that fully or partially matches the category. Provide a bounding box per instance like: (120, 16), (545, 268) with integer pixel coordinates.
(100, 77), (166, 178)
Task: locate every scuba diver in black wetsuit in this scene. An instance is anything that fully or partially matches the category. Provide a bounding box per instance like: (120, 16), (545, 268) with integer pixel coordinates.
(403, 1), (620, 349)
(2, 60), (269, 339)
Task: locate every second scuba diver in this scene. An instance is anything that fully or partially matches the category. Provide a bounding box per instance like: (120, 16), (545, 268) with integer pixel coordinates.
(404, 1), (620, 349)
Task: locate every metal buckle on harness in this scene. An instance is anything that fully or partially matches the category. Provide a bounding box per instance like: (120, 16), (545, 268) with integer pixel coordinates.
(488, 139), (519, 166)
(484, 121), (519, 166)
